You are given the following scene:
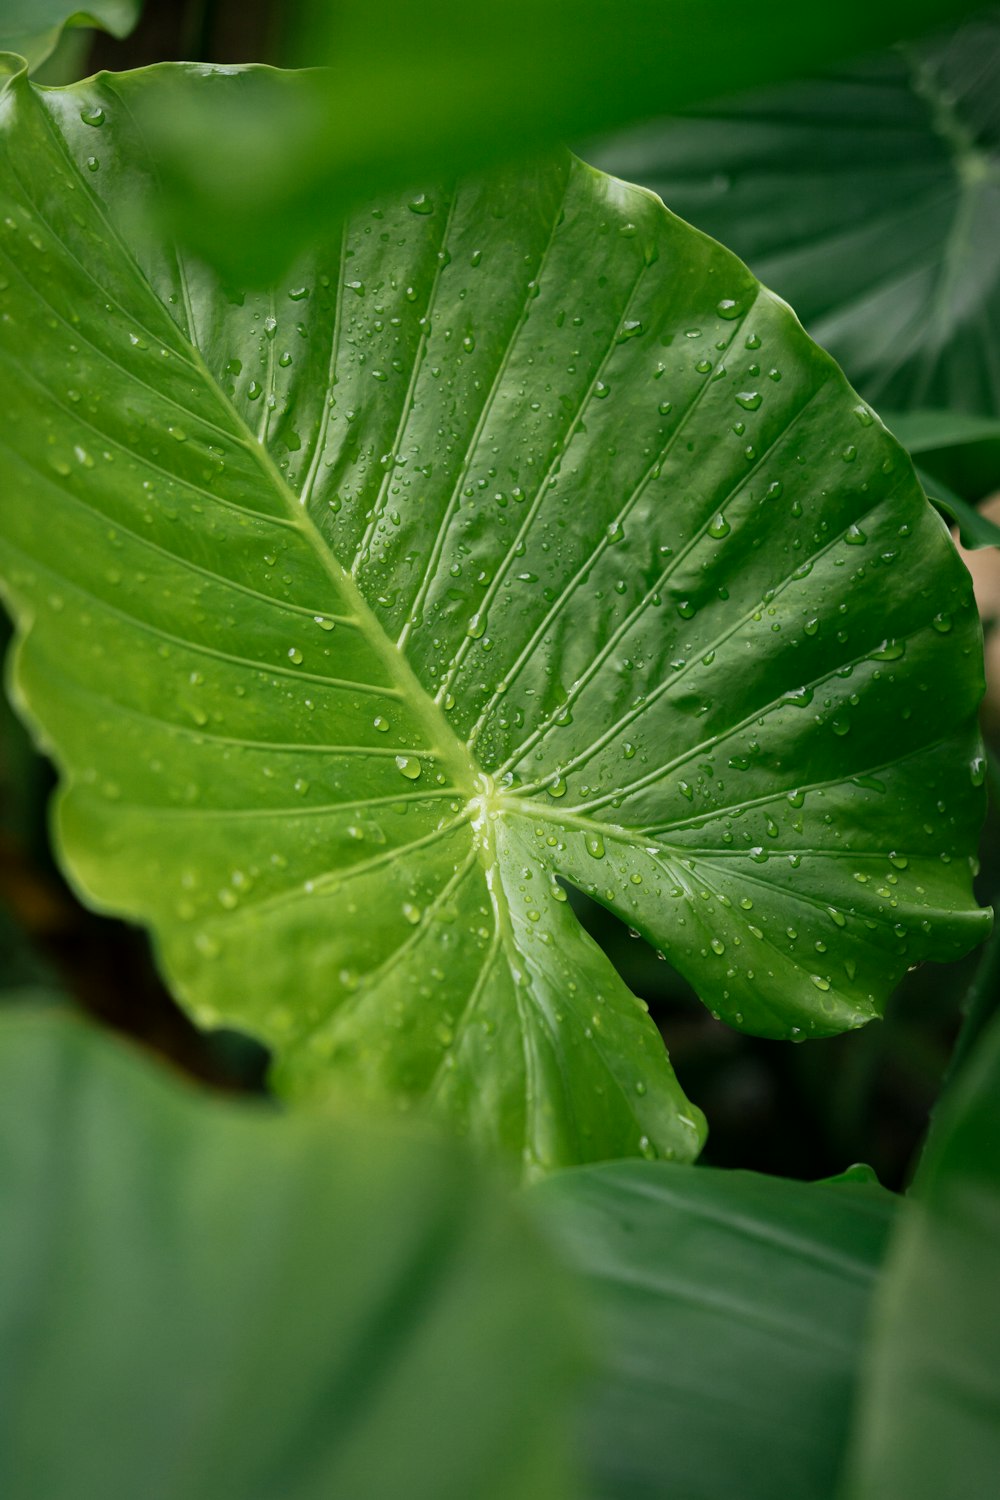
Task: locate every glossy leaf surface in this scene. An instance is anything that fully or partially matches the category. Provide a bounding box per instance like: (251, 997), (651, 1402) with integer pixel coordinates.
(140, 0), (982, 284)
(0, 1), (140, 72)
(0, 64), (988, 1172)
(535, 1160), (896, 1500)
(0, 1010), (578, 1500)
(843, 1008), (1000, 1499)
(588, 10), (1000, 418)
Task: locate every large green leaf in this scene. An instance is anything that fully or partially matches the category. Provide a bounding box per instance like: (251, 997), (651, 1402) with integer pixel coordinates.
(842, 1008), (1000, 1499)
(587, 9), (1000, 418)
(534, 1160), (896, 1500)
(0, 1009), (579, 1500)
(0, 1), (141, 73)
(137, 0), (983, 284)
(0, 63), (988, 1173)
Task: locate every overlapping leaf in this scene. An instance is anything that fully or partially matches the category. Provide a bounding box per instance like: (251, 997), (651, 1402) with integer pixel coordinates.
(134, 0), (984, 284)
(588, 9), (1000, 418)
(0, 1), (141, 73)
(843, 1009), (1000, 1499)
(536, 1161), (896, 1500)
(0, 1010), (578, 1499)
(0, 63), (988, 1172)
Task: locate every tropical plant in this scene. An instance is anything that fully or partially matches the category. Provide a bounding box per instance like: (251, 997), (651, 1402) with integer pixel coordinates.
(0, 3), (997, 1497)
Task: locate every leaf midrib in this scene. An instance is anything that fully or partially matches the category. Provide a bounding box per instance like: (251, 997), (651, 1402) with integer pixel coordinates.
(22, 76), (484, 807)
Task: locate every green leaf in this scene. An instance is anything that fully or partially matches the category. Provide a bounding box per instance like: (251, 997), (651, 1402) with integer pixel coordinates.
(587, 10), (1000, 418)
(883, 409), (1000, 455)
(0, 65), (989, 1173)
(915, 464), (1000, 549)
(534, 1160), (897, 1500)
(0, 1009), (580, 1500)
(138, 0), (982, 284)
(842, 1007), (1000, 1499)
(0, 2), (141, 73)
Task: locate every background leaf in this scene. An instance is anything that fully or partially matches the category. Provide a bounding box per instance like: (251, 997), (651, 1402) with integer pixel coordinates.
(0, 64), (988, 1173)
(132, 0), (984, 284)
(841, 1006), (1000, 1500)
(0, 1), (141, 73)
(0, 1009), (580, 1500)
(534, 1159), (896, 1500)
(586, 8), (1000, 420)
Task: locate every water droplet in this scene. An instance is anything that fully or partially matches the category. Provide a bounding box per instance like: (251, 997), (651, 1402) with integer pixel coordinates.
(888, 852), (908, 870)
(616, 319), (643, 343)
(80, 106), (105, 127)
(586, 833), (606, 859)
(408, 193), (434, 214)
(717, 298), (741, 320)
(735, 390), (762, 411)
(373, 715), (390, 733)
(811, 974), (831, 992)
(402, 902), (422, 925)
(708, 513), (731, 539)
(845, 523), (866, 545)
(287, 646), (303, 664)
(932, 613), (953, 634)
(396, 755), (422, 780)
(710, 937), (725, 955)
(86, 156), (99, 172)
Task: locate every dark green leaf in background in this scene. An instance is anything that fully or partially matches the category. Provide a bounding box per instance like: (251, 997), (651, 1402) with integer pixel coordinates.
(842, 1007), (1000, 1500)
(588, 9), (1000, 420)
(0, 1), (141, 73)
(135, 0), (986, 285)
(889, 407), (1000, 543)
(535, 1160), (896, 1500)
(0, 63), (988, 1173)
(0, 1009), (579, 1500)
(916, 464), (1000, 549)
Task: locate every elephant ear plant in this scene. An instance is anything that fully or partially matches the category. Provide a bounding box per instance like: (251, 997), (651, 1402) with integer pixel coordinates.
(0, 3), (998, 1497)
(0, 56), (990, 1173)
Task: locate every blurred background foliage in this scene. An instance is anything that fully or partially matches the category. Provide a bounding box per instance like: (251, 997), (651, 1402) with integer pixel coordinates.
(3, 0), (998, 1191)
